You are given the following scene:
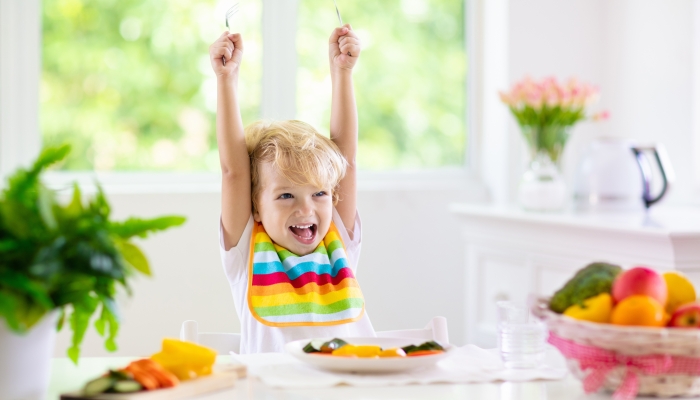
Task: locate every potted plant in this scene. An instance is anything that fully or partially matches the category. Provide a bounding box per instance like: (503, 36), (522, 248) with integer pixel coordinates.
(0, 145), (185, 400)
(499, 76), (608, 211)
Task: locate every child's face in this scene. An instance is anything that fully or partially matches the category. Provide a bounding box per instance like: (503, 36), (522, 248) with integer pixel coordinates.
(253, 162), (333, 255)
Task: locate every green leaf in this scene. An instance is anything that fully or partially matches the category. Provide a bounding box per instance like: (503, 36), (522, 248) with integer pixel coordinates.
(110, 216), (186, 239)
(0, 291), (21, 332)
(68, 295), (99, 364)
(116, 240), (151, 276)
(64, 184), (84, 217)
(0, 272), (53, 310)
(67, 346), (80, 364)
(30, 145), (71, 174)
(56, 307), (66, 331)
(37, 185), (57, 230)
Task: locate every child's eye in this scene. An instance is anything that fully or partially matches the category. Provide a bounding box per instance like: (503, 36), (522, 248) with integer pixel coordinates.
(278, 193), (293, 199)
(314, 191), (327, 197)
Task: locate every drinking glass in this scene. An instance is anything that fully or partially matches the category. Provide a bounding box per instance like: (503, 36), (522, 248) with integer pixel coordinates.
(496, 300), (547, 369)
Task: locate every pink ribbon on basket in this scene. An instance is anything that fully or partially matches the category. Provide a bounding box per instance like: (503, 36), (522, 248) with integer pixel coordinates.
(548, 332), (681, 400)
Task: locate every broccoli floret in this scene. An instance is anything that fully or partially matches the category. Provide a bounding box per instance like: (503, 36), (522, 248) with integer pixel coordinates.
(549, 262), (622, 313)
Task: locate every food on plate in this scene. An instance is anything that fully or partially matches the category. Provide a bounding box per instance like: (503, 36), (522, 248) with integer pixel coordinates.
(549, 262), (622, 313)
(302, 338), (445, 358)
(612, 266), (668, 305)
(332, 345), (382, 357)
(379, 348), (407, 357)
(610, 295), (666, 327)
(664, 271), (697, 314)
(80, 339), (218, 395)
(669, 301), (700, 327)
(151, 338), (217, 380)
(563, 292), (613, 323)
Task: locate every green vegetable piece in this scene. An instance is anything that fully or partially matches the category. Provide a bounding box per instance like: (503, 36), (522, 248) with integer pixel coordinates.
(549, 262), (623, 313)
(402, 341), (445, 354)
(83, 376), (115, 396)
(303, 339), (326, 353)
(112, 380), (143, 393)
(108, 369), (131, 380)
(320, 338), (348, 353)
(303, 343), (318, 353)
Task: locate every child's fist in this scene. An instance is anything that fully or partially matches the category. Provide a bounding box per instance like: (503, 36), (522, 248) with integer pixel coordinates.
(329, 25), (361, 71)
(209, 32), (244, 77)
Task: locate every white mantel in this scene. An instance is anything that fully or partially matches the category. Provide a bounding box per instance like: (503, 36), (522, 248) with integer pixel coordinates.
(450, 204), (700, 348)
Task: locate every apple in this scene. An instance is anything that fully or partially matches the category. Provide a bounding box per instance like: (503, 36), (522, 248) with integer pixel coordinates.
(612, 266), (668, 305)
(669, 302), (700, 327)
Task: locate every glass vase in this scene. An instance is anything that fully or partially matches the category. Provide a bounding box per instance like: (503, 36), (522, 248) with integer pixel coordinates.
(517, 125), (569, 211)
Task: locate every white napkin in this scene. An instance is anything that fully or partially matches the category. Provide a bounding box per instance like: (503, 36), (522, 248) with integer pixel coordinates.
(232, 344), (568, 389)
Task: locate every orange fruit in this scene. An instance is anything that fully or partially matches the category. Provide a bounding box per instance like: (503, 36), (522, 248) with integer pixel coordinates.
(663, 271), (696, 313)
(611, 295), (666, 327)
(563, 293), (613, 323)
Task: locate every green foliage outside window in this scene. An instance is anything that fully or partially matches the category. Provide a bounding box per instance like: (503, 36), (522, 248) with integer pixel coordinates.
(298, 0), (467, 169)
(41, 0), (262, 171)
(42, 0), (466, 171)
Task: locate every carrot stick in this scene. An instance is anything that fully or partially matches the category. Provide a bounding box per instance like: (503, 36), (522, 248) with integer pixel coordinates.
(132, 359), (179, 388)
(124, 363), (159, 390)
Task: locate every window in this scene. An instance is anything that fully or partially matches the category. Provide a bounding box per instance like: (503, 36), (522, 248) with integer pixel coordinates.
(41, 0), (262, 171)
(298, 0), (467, 169)
(31, 0), (468, 173)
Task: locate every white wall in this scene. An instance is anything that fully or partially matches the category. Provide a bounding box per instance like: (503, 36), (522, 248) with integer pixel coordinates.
(54, 185), (488, 357)
(508, 0), (697, 206)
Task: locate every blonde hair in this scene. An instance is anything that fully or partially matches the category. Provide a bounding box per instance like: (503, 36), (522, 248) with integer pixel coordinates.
(245, 120), (348, 214)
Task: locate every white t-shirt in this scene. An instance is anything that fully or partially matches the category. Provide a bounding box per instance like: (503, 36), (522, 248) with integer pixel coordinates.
(219, 208), (376, 354)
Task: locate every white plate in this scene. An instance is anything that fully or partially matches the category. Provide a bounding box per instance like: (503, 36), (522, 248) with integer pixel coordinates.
(285, 337), (451, 373)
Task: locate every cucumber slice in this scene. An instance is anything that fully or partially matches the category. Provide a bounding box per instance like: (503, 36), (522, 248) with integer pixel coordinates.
(113, 380), (143, 393)
(108, 369), (131, 380)
(303, 339), (326, 353)
(83, 376), (115, 396)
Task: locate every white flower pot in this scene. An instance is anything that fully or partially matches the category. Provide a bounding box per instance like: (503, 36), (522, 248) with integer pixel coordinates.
(0, 312), (57, 400)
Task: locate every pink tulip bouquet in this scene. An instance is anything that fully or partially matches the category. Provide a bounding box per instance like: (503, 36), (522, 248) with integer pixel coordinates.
(499, 76), (608, 164)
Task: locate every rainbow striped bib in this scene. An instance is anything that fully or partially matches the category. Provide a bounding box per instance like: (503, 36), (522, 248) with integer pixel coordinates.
(247, 221), (365, 327)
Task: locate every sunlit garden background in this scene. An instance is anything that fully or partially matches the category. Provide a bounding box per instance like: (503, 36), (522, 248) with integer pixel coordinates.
(41, 0), (466, 171)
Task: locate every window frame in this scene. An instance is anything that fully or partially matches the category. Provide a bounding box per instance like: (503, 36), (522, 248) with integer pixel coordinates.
(0, 0), (500, 194)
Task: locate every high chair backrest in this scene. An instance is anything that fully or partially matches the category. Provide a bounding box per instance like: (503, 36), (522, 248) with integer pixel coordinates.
(180, 320), (242, 355)
(375, 316), (449, 344)
(180, 316), (449, 354)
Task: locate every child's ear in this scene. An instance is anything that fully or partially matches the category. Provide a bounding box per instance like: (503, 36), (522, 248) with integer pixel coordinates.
(253, 211), (261, 222)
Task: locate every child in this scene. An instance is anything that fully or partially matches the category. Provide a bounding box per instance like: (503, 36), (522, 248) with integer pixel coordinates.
(209, 25), (375, 353)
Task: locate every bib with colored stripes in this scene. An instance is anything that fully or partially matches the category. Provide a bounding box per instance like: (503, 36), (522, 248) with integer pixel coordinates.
(247, 221), (365, 327)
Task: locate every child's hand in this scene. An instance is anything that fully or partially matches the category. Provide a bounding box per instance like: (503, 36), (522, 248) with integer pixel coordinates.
(209, 32), (244, 78)
(329, 25), (361, 72)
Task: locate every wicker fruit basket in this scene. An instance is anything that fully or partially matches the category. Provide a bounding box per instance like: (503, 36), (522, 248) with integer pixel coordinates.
(532, 297), (700, 399)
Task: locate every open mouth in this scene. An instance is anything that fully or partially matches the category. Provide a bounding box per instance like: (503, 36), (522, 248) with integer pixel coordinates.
(289, 224), (317, 245)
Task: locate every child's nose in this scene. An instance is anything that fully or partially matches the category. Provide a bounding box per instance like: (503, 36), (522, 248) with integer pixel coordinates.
(295, 198), (313, 216)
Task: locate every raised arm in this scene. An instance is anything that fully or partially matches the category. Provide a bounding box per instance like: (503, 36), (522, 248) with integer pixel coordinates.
(328, 25), (362, 234)
(209, 32), (251, 249)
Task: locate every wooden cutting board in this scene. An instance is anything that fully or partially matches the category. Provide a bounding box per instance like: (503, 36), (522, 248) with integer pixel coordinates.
(60, 363), (247, 400)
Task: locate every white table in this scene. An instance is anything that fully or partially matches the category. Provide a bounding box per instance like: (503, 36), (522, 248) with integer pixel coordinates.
(47, 356), (615, 400)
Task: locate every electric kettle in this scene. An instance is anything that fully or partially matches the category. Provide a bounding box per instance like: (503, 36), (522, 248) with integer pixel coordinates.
(573, 138), (675, 212)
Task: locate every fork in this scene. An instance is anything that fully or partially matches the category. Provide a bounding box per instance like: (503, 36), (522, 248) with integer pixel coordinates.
(222, 3), (239, 66)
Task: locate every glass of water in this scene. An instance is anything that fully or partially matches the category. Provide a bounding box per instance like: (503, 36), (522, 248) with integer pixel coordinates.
(496, 300), (547, 369)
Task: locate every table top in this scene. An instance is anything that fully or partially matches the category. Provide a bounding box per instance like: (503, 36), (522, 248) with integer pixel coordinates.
(449, 203), (700, 237)
(48, 356), (610, 400)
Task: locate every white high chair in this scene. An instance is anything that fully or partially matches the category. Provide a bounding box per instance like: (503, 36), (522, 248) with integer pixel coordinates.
(180, 316), (449, 354)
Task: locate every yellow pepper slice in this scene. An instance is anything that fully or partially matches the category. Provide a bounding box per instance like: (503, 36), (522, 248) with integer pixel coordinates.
(332, 344), (381, 358)
(151, 339), (217, 380)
